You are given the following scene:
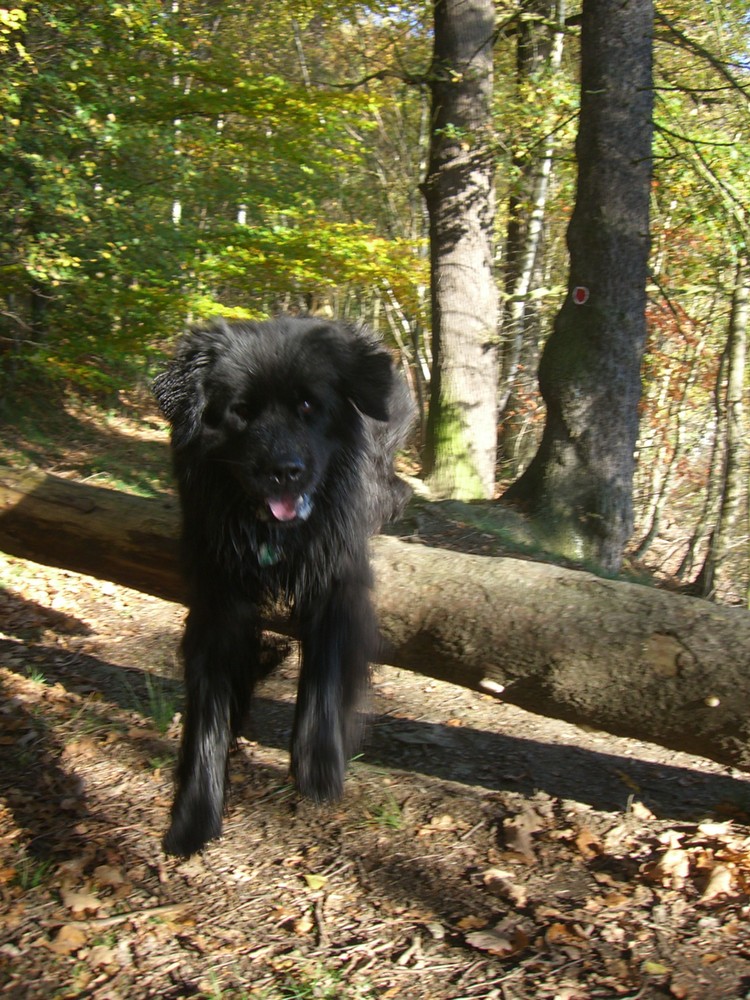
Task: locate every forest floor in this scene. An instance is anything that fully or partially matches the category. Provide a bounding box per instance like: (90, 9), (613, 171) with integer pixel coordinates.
(1, 388), (750, 999)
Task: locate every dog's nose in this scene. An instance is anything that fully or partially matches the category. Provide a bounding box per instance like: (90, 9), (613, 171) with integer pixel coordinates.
(271, 458), (305, 489)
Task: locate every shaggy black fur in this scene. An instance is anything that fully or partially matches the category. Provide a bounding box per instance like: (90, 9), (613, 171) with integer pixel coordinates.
(153, 316), (414, 857)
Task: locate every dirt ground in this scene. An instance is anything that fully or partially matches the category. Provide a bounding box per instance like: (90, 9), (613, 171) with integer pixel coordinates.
(1, 549), (750, 999)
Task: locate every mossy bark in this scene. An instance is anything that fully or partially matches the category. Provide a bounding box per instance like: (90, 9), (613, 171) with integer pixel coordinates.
(424, 399), (487, 500)
(422, 0), (499, 499)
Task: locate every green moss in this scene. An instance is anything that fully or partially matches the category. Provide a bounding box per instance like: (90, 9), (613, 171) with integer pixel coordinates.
(425, 402), (487, 500)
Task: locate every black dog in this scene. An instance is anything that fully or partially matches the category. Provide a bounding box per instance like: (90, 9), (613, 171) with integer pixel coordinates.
(153, 316), (414, 857)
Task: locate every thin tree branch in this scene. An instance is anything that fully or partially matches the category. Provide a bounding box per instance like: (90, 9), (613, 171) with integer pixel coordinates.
(654, 121), (740, 149)
(655, 10), (750, 107)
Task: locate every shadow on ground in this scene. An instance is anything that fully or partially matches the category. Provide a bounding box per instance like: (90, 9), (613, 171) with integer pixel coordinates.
(2, 636), (748, 832)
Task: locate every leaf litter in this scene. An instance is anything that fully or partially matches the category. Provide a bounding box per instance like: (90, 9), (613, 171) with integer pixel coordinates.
(1, 551), (750, 998)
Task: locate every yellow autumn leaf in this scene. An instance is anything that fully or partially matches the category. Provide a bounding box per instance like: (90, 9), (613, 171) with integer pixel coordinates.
(302, 873), (327, 891)
(642, 960), (671, 976)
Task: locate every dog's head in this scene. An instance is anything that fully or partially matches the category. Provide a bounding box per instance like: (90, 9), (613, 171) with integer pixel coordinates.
(153, 317), (396, 524)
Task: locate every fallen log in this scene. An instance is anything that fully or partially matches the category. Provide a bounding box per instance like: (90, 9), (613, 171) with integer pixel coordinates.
(0, 468), (184, 603)
(1, 466), (749, 769)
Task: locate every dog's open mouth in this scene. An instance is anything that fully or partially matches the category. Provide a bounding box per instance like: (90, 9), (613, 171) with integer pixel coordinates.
(267, 493), (314, 523)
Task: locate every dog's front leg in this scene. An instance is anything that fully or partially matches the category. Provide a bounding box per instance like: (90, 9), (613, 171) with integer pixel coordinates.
(291, 560), (376, 802)
(163, 602), (259, 857)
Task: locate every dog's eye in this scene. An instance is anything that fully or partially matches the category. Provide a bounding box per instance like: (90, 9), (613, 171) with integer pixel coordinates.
(298, 399), (314, 418)
(230, 402), (250, 423)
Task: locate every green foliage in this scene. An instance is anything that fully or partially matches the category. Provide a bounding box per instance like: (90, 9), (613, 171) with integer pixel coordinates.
(0, 0), (430, 391)
(194, 215), (425, 319)
(633, 3), (750, 583)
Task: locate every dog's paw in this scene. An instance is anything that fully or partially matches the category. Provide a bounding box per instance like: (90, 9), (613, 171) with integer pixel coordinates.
(163, 803), (223, 858)
(291, 743), (345, 803)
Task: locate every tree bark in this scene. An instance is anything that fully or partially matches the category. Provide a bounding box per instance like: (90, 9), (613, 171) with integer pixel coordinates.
(693, 257), (749, 603)
(0, 469), (184, 604)
(504, 0), (654, 575)
(498, 0), (565, 419)
(634, 326), (707, 559)
(497, 2), (566, 481)
(421, 0), (499, 499)
(2, 467), (750, 769)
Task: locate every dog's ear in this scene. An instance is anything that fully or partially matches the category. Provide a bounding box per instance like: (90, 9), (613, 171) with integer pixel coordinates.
(306, 321), (394, 422)
(152, 321), (230, 447)
(343, 335), (394, 423)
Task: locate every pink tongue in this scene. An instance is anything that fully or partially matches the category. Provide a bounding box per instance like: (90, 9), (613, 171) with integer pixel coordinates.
(268, 496), (299, 522)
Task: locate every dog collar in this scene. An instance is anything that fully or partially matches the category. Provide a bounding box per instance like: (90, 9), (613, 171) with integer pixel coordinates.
(258, 541), (283, 567)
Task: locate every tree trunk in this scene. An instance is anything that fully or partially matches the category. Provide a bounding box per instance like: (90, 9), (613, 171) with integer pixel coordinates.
(693, 258), (749, 602)
(634, 328), (707, 559)
(504, 0), (654, 574)
(2, 468), (750, 769)
(421, 0), (499, 499)
(498, 0), (565, 420)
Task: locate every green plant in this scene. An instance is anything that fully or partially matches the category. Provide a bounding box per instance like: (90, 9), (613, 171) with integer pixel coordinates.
(91, 930), (118, 949)
(147, 754), (173, 772)
(274, 965), (377, 1000)
(14, 856), (54, 890)
(23, 665), (47, 684)
(366, 790), (404, 831)
(14, 749), (34, 769)
(138, 673), (178, 734)
(278, 970), (343, 1000)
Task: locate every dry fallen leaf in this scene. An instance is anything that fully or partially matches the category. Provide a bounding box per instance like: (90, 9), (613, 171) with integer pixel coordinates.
(697, 821), (732, 837)
(545, 921), (591, 952)
(418, 813), (463, 836)
(293, 912), (315, 934)
(647, 847), (691, 888)
(456, 914), (489, 931)
(658, 829), (686, 848)
(61, 887), (102, 916)
(56, 856), (88, 884)
(575, 827), (603, 860)
(601, 890), (630, 908)
(629, 801), (656, 821)
(93, 864), (125, 887)
(465, 925), (529, 958)
(503, 807), (545, 860)
(47, 924), (87, 955)
(270, 905), (296, 924)
(86, 944), (117, 969)
(482, 869), (528, 908)
(700, 864), (734, 903)
(701, 952), (727, 966)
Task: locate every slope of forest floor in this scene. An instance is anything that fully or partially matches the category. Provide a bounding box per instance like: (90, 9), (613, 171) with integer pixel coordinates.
(1, 387), (750, 999)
